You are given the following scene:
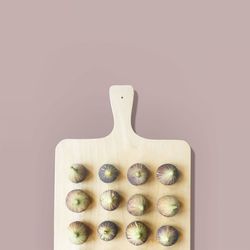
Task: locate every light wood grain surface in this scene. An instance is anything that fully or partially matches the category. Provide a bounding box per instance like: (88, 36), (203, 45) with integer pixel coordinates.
(54, 85), (191, 250)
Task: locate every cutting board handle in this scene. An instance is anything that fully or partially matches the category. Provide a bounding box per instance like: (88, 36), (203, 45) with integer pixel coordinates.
(109, 85), (135, 136)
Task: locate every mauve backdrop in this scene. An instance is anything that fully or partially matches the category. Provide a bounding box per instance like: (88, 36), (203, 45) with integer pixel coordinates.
(0, 1), (249, 250)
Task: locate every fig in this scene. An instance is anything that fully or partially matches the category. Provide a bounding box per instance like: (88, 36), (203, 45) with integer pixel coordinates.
(68, 164), (88, 183)
(98, 164), (119, 183)
(127, 194), (149, 216)
(157, 225), (179, 246)
(157, 195), (180, 217)
(156, 164), (179, 185)
(68, 221), (89, 244)
(97, 221), (118, 241)
(100, 190), (120, 211)
(66, 189), (90, 213)
(126, 221), (149, 245)
(127, 163), (149, 185)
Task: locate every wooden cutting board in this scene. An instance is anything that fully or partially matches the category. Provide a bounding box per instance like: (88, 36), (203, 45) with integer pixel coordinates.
(54, 85), (191, 250)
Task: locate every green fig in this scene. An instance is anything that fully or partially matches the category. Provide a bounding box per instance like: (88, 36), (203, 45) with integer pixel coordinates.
(68, 164), (88, 183)
(68, 221), (89, 244)
(157, 195), (180, 217)
(100, 190), (120, 211)
(126, 221), (149, 246)
(127, 194), (149, 216)
(156, 164), (179, 185)
(157, 225), (179, 246)
(127, 163), (149, 185)
(66, 189), (90, 213)
(97, 221), (118, 241)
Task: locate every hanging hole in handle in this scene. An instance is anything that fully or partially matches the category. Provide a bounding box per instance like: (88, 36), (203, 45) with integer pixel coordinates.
(121, 96), (124, 99)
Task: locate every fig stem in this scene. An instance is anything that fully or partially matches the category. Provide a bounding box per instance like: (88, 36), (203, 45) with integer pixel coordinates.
(135, 172), (141, 177)
(163, 236), (169, 242)
(74, 199), (80, 205)
(136, 230), (143, 239)
(139, 205), (144, 211)
(105, 170), (112, 176)
(71, 166), (77, 171)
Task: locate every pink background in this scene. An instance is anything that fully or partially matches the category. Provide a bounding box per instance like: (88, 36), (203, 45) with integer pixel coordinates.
(0, 1), (249, 250)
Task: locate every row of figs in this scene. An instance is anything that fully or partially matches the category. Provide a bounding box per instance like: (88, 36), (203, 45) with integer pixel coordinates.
(69, 162), (180, 185)
(67, 163), (181, 247)
(69, 221), (179, 246)
(66, 190), (181, 217)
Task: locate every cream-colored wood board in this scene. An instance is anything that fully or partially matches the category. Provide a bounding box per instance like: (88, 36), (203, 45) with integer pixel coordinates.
(54, 85), (191, 250)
